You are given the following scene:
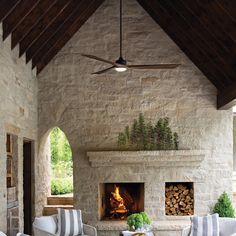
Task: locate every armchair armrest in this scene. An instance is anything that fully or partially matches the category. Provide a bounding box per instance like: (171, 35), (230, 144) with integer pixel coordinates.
(182, 226), (191, 236)
(33, 222), (56, 236)
(83, 224), (97, 236)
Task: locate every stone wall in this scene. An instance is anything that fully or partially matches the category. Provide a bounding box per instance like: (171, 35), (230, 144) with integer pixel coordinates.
(0, 24), (38, 232)
(38, 0), (233, 234)
(233, 116), (236, 171)
(36, 130), (51, 216)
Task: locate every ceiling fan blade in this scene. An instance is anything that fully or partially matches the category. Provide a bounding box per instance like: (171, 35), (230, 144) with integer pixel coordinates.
(92, 66), (115, 74)
(81, 54), (116, 66)
(128, 64), (180, 69)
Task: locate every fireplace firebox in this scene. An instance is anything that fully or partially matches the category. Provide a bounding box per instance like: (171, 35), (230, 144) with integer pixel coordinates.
(99, 183), (144, 220)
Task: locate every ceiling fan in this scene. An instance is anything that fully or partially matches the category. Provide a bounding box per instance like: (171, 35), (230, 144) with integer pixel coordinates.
(81, 0), (180, 74)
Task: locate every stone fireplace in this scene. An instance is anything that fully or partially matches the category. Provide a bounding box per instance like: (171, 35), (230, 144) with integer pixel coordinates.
(99, 183), (144, 220)
(83, 150), (209, 235)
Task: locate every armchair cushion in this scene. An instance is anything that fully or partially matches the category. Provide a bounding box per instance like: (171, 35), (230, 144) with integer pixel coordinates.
(83, 224), (97, 236)
(190, 214), (219, 236)
(57, 208), (83, 236)
(219, 218), (236, 236)
(182, 217), (236, 236)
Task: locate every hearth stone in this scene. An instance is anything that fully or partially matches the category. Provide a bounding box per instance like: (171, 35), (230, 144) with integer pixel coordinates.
(94, 220), (190, 236)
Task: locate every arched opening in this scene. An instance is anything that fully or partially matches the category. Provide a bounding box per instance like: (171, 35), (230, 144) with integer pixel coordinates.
(50, 127), (73, 196)
(39, 127), (74, 216)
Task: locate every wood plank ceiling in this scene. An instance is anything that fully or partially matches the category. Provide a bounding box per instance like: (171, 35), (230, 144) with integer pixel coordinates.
(0, 0), (236, 109)
(0, 0), (105, 73)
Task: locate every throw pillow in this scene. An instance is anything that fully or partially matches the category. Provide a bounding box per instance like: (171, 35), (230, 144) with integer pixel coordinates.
(33, 215), (58, 234)
(57, 208), (83, 236)
(190, 214), (219, 236)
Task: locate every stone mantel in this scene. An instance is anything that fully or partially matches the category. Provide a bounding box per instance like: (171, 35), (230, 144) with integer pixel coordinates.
(87, 150), (206, 167)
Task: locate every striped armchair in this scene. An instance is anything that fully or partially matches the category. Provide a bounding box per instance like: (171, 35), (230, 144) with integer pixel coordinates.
(33, 214), (97, 236)
(182, 217), (236, 236)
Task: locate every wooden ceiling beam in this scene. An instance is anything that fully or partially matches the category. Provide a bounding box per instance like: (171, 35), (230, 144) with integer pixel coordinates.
(34, 0), (105, 74)
(156, 0), (234, 85)
(31, 0), (92, 68)
(216, 0), (236, 25)
(185, 0), (236, 53)
(2, 0), (40, 40)
(201, 0), (236, 44)
(0, 0), (21, 22)
(0, 0), (235, 104)
(137, 0), (230, 89)
(11, 0), (58, 49)
(22, 0), (78, 60)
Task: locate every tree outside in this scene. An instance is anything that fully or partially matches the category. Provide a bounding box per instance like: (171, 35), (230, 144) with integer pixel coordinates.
(50, 127), (73, 195)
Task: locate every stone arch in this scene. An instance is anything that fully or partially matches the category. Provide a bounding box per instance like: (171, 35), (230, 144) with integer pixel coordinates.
(36, 126), (73, 216)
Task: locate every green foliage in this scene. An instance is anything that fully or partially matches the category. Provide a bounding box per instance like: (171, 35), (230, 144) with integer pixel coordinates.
(173, 132), (179, 150)
(146, 122), (154, 150)
(50, 127), (72, 164)
(138, 113), (147, 149)
(127, 212), (151, 230)
(51, 177), (73, 195)
(139, 212), (151, 225)
(50, 127), (73, 194)
(118, 133), (126, 147)
(52, 160), (73, 178)
(118, 113), (179, 150)
(213, 192), (235, 218)
(130, 119), (138, 147)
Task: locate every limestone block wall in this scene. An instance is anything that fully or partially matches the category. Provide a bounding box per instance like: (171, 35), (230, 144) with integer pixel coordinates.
(0, 24), (38, 232)
(233, 116), (236, 170)
(38, 0), (233, 227)
(36, 130), (51, 216)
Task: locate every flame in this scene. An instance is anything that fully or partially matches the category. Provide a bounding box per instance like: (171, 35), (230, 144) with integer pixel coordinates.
(110, 185), (127, 211)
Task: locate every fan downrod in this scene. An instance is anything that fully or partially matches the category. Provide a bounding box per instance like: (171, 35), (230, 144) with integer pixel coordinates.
(115, 56), (127, 66)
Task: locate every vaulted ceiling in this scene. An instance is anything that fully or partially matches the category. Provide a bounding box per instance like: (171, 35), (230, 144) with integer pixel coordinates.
(0, 0), (236, 109)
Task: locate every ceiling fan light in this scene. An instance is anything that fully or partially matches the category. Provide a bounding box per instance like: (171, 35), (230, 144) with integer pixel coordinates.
(115, 67), (127, 72)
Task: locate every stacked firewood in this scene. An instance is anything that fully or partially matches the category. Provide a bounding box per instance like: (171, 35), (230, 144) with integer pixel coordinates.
(165, 184), (194, 216)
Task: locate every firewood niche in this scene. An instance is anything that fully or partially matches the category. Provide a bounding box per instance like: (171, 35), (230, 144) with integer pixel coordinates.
(165, 182), (194, 216)
(99, 183), (144, 220)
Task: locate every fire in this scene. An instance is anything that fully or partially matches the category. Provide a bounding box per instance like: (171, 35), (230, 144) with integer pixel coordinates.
(110, 185), (127, 214)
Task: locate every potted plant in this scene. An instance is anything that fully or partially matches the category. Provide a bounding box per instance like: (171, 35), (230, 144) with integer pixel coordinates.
(213, 192), (235, 218)
(127, 212), (152, 232)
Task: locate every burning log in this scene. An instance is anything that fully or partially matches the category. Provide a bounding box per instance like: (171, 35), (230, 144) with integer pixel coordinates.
(165, 184), (193, 216)
(109, 185), (128, 219)
(110, 185), (127, 211)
